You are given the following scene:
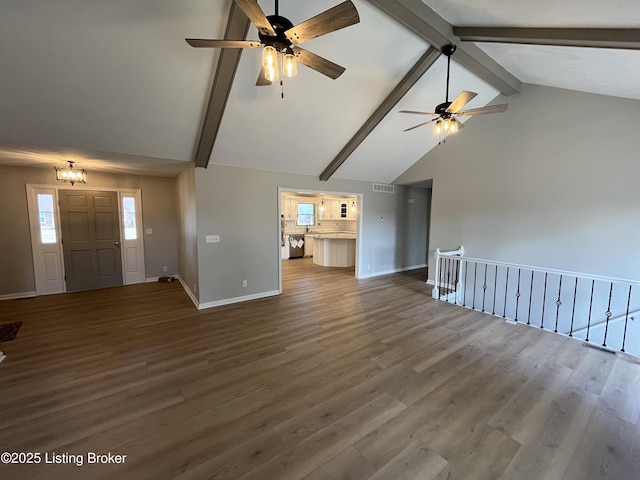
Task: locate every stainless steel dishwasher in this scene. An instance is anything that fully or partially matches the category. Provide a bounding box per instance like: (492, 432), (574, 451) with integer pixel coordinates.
(288, 234), (305, 259)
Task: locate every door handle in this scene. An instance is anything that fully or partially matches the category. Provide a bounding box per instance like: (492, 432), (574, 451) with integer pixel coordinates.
(114, 241), (120, 248)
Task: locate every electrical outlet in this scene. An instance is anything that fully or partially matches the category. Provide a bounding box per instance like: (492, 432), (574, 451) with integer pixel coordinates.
(163, 266), (167, 272)
(242, 280), (247, 288)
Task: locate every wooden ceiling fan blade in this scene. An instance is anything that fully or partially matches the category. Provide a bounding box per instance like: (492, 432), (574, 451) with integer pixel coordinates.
(399, 110), (438, 116)
(185, 39), (262, 48)
(458, 104), (508, 116)
(446, 91), (478, 113)
(403, 119), (437, 132)
(292, 47), (345, 79)
(235, 0), (277, 36)
(285, 1), (360, 45)
(256, 67), (272, 86)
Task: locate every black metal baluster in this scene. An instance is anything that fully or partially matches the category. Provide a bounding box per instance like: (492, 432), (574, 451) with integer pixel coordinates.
(586, 280), (595, 342)
(454, 258), (460, 304)
(569, 277), (578, 337)
(527, 270), (534, 326)
(621, 285), (632, 353)
(473, 262), (478, 310)
(439, 256), (444, 299)
(481, 264), (488, 312)
(540, 272), (548, 329)
(503, 267), (509, 318)
(451, 258), (455, 300)
(603, 282), (613, 348)
(445, 257), (450, 302)
(463, 259), (469, 307)
(449, 257), (456, 295)
(554, 275), (563, 333)
(492, 264), (498, 315)
(515, 269), (521, 323)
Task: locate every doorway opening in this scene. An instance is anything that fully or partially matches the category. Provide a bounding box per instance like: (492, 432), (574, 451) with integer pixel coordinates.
(278, 187), (362, 293)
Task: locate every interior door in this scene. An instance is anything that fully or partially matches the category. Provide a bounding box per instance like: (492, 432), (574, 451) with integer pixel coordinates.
(59, 190), (123, 292)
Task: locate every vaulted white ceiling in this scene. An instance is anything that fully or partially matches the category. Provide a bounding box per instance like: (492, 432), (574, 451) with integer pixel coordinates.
(1, 0), (638, 181)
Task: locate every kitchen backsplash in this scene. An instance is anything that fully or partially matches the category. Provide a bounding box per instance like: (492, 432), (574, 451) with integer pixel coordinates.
(283, 220), (356, 235)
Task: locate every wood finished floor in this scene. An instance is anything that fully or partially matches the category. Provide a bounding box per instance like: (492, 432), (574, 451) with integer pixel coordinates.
(0, 257), (639, 480)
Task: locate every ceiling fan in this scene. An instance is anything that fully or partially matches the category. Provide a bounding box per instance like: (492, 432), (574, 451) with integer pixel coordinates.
(186, 0), (360, 86)
(400, 44), (508, 135)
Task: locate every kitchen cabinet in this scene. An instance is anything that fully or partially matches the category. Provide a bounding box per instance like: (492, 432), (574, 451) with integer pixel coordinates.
(282, 198), (297, 220)
(304, 235), (314, 257)
(318, 199), (358, 221)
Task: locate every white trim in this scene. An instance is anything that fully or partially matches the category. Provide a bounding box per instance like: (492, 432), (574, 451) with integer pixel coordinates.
(358, 263), (427, 279)
(197, 290), (280, 310)
(0, 291), (36, 301)
(26, 183), (147, 296)
(26, 186), (65, 296)
(277, 186), (363, 290)
(0, 352), (5, 364)
(177, 276), (199, 308)
(118, 190), (146, 285)
(145, 277), (161, 283)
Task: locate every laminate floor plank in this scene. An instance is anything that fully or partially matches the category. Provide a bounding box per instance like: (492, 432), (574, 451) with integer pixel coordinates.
(0, 258), (639, 479)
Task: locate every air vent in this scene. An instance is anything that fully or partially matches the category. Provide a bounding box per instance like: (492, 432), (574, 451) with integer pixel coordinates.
(372, 183), (395, 194)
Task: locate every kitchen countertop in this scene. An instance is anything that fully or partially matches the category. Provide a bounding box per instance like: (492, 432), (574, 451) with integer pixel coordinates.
(305, 233), (356, 239)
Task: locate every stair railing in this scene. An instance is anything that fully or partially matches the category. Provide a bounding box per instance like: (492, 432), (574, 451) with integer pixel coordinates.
(431, 248), (639, 357)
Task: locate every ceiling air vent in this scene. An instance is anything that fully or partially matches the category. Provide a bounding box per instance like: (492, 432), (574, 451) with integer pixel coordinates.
(372, 183), (395, 194)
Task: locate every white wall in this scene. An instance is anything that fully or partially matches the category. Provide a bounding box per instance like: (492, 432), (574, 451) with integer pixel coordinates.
(176, 164), (199, 301)
(396, 84), (640, 282)
(194, 164), (428, 306)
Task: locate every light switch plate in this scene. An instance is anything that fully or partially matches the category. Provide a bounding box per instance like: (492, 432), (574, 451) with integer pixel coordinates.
(206, 235), (220, 243)
(145, 228), (153, 235)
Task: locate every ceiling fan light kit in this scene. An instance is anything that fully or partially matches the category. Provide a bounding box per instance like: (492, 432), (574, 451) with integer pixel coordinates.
(186, 0), (360, 87)
(400, 43), (508, 140)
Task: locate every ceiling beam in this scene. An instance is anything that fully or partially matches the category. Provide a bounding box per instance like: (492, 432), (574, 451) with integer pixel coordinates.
(364, 0), (521, 96)
(319, 46), (441, 181)
(193, 2), (250, 168)
(454, 27), (640, 51)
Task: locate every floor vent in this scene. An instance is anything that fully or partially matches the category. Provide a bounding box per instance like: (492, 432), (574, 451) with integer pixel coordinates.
(372, 183), (395, 193)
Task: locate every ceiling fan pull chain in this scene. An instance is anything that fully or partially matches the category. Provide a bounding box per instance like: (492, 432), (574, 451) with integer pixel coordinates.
(281, 79), (284, 99)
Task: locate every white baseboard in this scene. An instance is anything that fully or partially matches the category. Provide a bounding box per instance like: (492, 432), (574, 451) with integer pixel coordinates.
(358, 264), (427, 280)
(0, 291), (36, 301)
(198, 290), (280, 310)
(176, 276), (199, 309)
(145, 277), (160, 283)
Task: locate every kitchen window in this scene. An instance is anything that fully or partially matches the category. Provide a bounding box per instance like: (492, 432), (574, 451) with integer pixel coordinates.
(296, 203), (315, 227)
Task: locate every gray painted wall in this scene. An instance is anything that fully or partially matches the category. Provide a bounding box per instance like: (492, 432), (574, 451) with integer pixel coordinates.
(0, 165), (179, 296)
(396, 84), (640, 282)
(176, 164), (199, 301)
(194, 165), (428, 305)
